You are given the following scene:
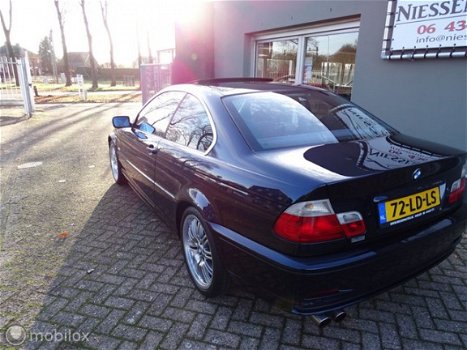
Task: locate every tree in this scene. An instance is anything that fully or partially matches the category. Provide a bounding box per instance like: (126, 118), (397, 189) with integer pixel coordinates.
(147, 32), (153, 64)
(54, 0), (72, 86)
(0, 0), (19, 85)
(38, 36), (54, 74)
(80, 0), (98, 89)
(100, 0), (116, 86)
(330, 43), (357, 64)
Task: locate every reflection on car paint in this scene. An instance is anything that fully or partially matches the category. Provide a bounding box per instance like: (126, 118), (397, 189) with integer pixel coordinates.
(356, 137), (443, 171)
(332, 105), (391, 140)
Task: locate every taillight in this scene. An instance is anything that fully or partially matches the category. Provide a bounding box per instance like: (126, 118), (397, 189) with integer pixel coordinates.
(274, 199), (366, 243)
(336, 212), (367, 238)
(448, 165), (466, 204)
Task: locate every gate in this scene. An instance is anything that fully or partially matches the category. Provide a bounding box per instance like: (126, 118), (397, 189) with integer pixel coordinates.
(0, 54), (35, 116)
(140, 64), (172, 104)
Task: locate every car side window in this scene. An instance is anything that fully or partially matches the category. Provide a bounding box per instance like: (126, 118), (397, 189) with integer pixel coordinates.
(136, 91), (186, 136)
(166, 94), (214, 152)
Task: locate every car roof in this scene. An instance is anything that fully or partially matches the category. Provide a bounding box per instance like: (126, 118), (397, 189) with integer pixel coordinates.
(198, 78), (327, 94)
(164, 78), (327, 98)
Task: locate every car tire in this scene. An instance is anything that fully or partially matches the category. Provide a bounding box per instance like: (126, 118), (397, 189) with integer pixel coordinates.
(109, 140), (127, 185)
(181, 207), (227, 296)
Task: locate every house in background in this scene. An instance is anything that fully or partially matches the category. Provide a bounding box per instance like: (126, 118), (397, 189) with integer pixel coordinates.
(65, 52), (99, 77)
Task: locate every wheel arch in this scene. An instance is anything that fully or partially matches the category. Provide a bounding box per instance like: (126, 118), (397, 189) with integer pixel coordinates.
(176, 188), (219, 236)
(108, 132), (116, 146)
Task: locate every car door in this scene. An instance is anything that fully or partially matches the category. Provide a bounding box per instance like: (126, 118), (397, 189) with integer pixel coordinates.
(118, 91), (186, 207)
(153, 93), (215, 218)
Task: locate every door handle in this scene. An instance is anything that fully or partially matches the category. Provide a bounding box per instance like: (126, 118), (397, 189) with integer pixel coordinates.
(147, 144), (159, 155)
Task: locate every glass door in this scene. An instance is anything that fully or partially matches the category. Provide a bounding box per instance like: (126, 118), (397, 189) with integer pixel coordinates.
(304, 32), (358, 99)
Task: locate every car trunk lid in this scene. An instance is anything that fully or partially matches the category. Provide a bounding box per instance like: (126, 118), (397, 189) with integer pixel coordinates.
(254, 134), (465, 256)
(299, 134), (465, 252)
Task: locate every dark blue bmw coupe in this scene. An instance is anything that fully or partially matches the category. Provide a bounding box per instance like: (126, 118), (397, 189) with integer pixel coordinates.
(109, 78), (466, 326)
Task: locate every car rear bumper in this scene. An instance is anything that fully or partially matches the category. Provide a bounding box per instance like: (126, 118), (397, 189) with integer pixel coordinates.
(210, 205), (466, 314)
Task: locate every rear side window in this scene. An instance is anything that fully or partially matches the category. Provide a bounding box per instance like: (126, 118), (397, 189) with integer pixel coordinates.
(136, 91), (186, 136)
(223, 91), (395, 150)
(166, 94), (214, 152)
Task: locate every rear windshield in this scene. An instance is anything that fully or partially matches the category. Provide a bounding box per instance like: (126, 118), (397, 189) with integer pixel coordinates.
(222, 90), (396, 151)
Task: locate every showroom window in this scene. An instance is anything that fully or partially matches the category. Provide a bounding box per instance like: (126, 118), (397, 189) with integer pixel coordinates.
(256, 39), (298, 83)
(254, 20), (359, 98)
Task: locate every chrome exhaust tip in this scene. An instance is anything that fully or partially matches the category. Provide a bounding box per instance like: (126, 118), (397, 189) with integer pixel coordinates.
(311, 314), (332, 328)
(332, 310), (347, 322)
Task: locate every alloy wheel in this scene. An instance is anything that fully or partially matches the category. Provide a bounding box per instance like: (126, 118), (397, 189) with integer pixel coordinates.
(110, 144), (119, 181)
(183, 214), (214, 289)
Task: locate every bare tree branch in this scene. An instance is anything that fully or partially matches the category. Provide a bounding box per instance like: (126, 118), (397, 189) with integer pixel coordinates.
(80, 0), (98, 89)
(54, 0), (72, 86)
(8, 0), (11, 31)
(100, 0), (116, 86)
(0, 10), (7, 35)
(0, 0), (12, 32)
(0, 0), (19, 85)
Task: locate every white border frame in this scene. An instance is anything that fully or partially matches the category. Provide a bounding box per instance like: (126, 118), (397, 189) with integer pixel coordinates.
(381, 0), (467, 60)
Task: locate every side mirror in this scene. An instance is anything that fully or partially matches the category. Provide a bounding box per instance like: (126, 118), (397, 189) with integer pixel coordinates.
(112, 116), (131, 128)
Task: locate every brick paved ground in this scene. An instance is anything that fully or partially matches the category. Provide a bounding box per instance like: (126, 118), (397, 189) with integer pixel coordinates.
(0, 104), (466, 349)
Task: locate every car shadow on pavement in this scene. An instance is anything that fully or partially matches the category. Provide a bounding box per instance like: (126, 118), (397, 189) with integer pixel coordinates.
(21, 183), (264, 349)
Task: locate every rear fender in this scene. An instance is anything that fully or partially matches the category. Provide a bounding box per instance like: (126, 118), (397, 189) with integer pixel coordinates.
(175, 188), (220, 234)
(187, 188), (218, 222)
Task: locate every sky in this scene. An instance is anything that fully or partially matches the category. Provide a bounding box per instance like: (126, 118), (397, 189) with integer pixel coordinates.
(0, 0), (207, 67)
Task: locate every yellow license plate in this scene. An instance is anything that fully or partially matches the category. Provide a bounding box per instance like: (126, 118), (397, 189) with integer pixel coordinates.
(378, 187), (441, 226)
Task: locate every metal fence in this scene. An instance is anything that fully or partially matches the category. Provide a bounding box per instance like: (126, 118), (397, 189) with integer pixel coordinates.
(140, 64), (172, 104)
(0, 55), (34, 115)
(0, 56), (22, 106)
